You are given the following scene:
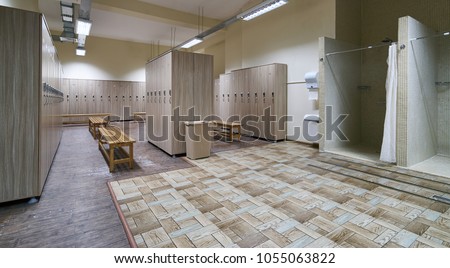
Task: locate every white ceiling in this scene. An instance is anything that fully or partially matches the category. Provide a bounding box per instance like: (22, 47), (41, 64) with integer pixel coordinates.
(138, 0), (252, 20)
(39, 0), (253, 46)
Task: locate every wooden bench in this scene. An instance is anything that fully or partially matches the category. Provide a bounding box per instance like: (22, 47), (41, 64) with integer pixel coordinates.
(62, 113), (111, 125)
(98, 126), (136, 172)
(210, 120), (241, 142)
(133, 112), (146, 122)
(88, 116), (109, 139)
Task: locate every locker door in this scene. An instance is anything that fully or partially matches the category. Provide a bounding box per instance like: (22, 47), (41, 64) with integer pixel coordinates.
(111, 81), (120, 120)
(68, 79), (80, 124)
(219, 74), (228, 122)
(258, 66), (271, 139)
(86, 80), (95, 114)
(104, 81), (112, 117)
(237, 70), (250, 136)
(249, 68), (260, 138)
(95, 80), (103, 114)
(77, 79), (88, 115)
(213, 79), (220, 117)
(61, 78), (69, 116)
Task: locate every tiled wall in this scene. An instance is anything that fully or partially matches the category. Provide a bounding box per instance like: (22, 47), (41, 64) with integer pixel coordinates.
(437, 37), (450, 156)
(406, 20), (438, 166)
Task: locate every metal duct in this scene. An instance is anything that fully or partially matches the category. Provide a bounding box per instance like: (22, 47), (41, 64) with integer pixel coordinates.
(78, 0), (92, 20)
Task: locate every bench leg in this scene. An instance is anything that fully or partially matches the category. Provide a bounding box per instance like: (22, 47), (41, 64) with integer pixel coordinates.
(109, 144), (115, 172)
(129, 143), (134, 169)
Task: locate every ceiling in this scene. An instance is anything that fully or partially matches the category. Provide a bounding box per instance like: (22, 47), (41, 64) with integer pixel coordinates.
(38, 0), (254, 46)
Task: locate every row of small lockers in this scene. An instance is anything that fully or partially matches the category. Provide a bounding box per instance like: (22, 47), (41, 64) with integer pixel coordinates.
(61, 79), (146, 116)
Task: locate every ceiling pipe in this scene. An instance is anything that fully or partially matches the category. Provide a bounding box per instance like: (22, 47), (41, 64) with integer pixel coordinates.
(147, 0), (288, 63)
(78, 0), (92, 20)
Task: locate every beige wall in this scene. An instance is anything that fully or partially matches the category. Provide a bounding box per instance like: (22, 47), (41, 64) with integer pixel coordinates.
(0, 0), (39, 12)
(54, 35), (170, 82)
(203, 41), (226, 79)
(219, 0), (336, 142)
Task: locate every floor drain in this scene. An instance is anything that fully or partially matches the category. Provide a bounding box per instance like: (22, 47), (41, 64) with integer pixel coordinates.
(432, 195), (450, 204)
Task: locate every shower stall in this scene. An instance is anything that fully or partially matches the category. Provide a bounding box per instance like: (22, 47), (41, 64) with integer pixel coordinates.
(398, 16), (450, 177)
(319, 15), (450, 178)
(318, 37), (391, 162)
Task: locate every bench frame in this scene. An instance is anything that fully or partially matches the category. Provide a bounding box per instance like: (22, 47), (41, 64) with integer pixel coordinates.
(88, 116), (109, 139)
(211, 120), (241, 142)
(98, 126), (136, 172)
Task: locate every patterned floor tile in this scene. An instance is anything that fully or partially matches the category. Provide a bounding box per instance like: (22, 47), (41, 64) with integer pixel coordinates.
(110, 142), (450, 248)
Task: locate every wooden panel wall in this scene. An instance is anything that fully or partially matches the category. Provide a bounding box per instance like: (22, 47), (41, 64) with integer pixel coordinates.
(0, 7), (63, 203)
(214, 63), (287, 141)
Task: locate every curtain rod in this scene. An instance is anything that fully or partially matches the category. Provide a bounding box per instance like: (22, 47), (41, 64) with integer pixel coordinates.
(410, 31), (450, 41)
(325, 42), (395, 57)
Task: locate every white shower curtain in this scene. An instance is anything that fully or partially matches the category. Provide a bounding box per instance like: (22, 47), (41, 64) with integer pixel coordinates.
(380, 44), (398, 163)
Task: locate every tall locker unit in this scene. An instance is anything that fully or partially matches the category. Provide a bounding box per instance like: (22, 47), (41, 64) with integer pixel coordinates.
(0, 7), (63, 203)
(218, 63), (287, 141)
(262, 64), (287, 141)
(145, 51), (213, 156)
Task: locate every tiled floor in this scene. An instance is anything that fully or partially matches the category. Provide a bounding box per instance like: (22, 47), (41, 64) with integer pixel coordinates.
(110, 142), (450, 248)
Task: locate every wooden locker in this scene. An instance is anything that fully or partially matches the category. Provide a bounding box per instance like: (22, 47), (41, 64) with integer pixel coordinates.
(220, 63), (287, 141)
(145, 51), (213, 156)
(271, 64), (287, 141)
(1, 7), (63, 203)
(193, 53), (213, 121)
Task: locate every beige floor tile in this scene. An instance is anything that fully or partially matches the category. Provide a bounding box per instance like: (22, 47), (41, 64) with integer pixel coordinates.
(142, 227), (171, 247)
(212, 231), (234, 247)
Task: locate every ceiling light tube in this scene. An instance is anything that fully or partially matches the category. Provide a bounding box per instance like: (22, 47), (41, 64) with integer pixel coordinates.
(181, 38), (203, 48)
(76, 47), (86, 56)
(62, 15), (73, 22)
(76, 18), (92, 36)
(61, 3), (73, 16)
(238, 0), (288, 21)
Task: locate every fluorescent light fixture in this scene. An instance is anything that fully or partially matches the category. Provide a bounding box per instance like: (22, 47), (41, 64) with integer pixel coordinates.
(444, 32), (450, 36)
(181, 38), (203, 48)
(77, 34), (86, 46)
(61, 4), (73, 16)
(62, 15), (73, 22)
(76, 18), (92, 36)
(76, 47), (86, 56)
(238, 0), (288, 21)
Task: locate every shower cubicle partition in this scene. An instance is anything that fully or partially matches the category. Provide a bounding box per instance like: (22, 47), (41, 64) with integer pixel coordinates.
(319, 37), (390, 161)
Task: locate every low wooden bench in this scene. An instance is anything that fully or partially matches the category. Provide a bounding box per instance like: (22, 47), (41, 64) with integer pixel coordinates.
(98, 126), (136, 172)
(88, 116), (109, 139)
(62, 113), (111, 125)
(210, 120), (241, 142)
(133, 112), (146, 122)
